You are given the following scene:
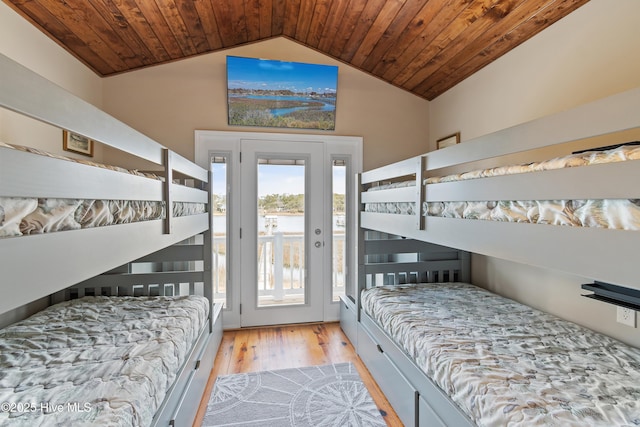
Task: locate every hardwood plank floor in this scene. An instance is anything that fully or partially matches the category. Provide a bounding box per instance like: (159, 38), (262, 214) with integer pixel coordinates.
(193, 322), (403, 426)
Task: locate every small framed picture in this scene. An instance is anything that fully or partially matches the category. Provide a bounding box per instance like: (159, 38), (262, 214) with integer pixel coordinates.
(63, 130), (94, 157)
(436, 132), (460, 150)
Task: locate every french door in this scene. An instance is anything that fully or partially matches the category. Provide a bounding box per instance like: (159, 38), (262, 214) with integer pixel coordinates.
(195, 131), (362, 328)
(239, 139), (324, 326)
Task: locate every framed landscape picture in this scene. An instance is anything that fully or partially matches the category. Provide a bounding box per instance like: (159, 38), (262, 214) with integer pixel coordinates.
(63, 130), (94, 157)
(227, 56), (338, 130)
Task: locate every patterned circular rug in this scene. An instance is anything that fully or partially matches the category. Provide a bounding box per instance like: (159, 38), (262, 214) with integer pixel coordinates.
(202, 362), (387, 426)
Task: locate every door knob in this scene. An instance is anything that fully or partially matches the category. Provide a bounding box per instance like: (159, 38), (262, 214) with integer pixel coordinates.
(315, 241), (322, 248)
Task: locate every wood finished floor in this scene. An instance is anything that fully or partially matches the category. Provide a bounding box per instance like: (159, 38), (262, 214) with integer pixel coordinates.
(193, 322), (402, 427)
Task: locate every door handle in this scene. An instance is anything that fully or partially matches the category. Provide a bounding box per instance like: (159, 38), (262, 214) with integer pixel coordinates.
(315, 241), (322, 248)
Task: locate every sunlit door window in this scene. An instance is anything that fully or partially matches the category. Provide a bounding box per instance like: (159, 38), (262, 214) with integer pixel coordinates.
(256, 158), (307, 307)
(332, 158), (347, 301)
(211, 156), (228, 308)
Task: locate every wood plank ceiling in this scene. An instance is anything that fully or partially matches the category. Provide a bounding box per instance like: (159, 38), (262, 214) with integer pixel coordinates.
(4, 0), (589, 100)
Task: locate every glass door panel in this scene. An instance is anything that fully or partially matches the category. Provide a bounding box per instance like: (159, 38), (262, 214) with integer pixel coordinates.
(240, 139), (324, 327)
(195, 131), (362, 328)
(331, 159), (346, 301)
(211, 156), (228, 308)
(256, 159), (306, 307)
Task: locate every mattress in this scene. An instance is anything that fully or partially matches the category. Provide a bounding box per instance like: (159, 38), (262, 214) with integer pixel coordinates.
(0, 295), (209, 426)
(361, 282), (640, 427)
(424, 199), (640, 230)
(424, 143), (640, 184)
(364, 180), (416, 215)
(0, 143), (205, 238)
(362, 144), (640, 230)
(0, 197), (205, 238)
(364, 199), (416, 215)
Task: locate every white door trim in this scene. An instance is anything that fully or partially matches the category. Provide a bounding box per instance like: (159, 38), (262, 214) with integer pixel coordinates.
(195, 130), (362, 329)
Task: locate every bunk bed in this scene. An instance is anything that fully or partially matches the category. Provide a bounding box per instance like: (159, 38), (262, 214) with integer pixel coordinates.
(0, 53), (222, 426)
(342, 87), (640, 426)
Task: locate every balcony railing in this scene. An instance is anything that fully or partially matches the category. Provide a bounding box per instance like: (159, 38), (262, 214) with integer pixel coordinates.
(212, 232), (345, 306)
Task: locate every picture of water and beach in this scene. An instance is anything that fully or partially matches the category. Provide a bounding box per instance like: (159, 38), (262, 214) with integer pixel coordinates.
(227, 56), (338, 130)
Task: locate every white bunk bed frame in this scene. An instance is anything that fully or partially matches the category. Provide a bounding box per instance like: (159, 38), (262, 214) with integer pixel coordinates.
(346, 87), (640, 427)
(360, 87), (640, 288)
(0, 53), (209, 313)
(0, 53), (222, 427)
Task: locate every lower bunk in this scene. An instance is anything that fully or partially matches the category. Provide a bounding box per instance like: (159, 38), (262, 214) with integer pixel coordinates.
(0, 283), (223, 427)
(352, 281), (640, 427)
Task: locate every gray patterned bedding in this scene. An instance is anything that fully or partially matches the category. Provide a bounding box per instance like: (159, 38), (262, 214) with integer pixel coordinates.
(364, 199), (416, 215)
(424, 199), (640, 230)
(0, 295), (209, 426)
(364, 180), (416, 215)
(0, 143), (205, 238)
(361, 282), (640, 426)
(363, 144), (640, 230)
(0, 197), (205, 238)
(424, 143), (640, 184)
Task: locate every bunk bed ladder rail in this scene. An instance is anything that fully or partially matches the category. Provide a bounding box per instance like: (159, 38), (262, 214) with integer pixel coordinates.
(52, 233), (211, 305)
(360, 232), (471, 288)
(358, 156), (423, 233)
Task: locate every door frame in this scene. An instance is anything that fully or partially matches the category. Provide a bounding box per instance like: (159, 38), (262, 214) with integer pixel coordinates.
(195, 131), (362, 329)
(239, 138), (324, 327)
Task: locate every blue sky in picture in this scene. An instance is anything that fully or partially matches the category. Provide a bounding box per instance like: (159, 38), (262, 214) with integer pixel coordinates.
(227, 56), (338, 95)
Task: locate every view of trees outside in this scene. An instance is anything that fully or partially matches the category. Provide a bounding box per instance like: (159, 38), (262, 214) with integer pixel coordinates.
(210, 158), (347, 307)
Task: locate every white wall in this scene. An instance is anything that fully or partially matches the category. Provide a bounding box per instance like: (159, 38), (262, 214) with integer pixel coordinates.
(102, 37), (429, 170)
(0, 2), (103, 159)
(430, 0), (640, 347)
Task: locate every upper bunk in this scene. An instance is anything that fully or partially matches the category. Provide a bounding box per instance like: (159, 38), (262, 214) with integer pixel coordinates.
(358, 86), (640, 290)
(0, 53), (210, 314)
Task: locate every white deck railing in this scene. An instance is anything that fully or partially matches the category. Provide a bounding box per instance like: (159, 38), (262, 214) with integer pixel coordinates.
(212, 233), (345, 304)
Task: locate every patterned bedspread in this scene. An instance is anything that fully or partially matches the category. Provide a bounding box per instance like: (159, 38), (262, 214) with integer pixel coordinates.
(424, 199), (640, 230)
(424, 143), (640, 184)
(0, 197), (205, 238)
(0, 295), (209, 426)
(364, 180), (416, 215)
(361, 144), (640, 229)
(361, 283), (640, 426)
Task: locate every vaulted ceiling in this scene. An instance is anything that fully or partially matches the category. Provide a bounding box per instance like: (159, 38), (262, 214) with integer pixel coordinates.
(4, 0), (589, 100)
